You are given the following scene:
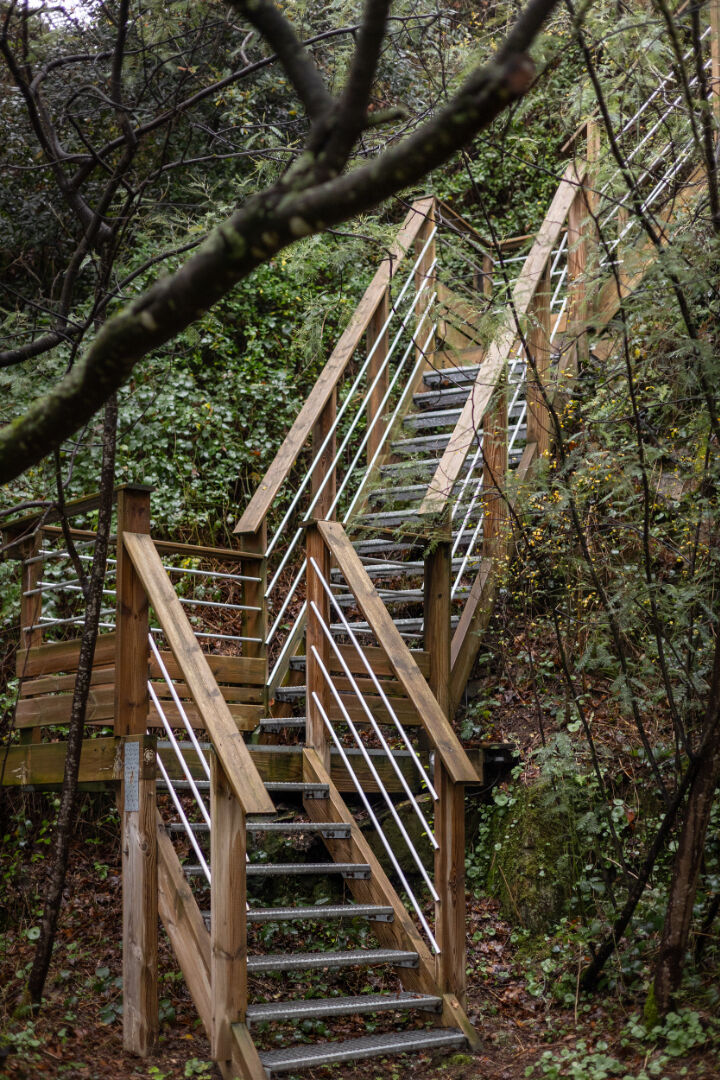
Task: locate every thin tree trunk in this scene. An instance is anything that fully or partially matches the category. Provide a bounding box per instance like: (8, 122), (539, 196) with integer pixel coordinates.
(26, 396), (118, 1007)
(651, 637), (720, 1014)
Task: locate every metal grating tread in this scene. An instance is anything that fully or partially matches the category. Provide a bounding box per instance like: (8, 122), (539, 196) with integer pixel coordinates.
(390, 432), (452, 456)
(274, 685), (307, 702)
(413, 385), (473, 410)
(246, 862), (371, 878)
(258, 1027), (466, 1073)
(333, 587), (468, 608)
(422, 363), (482, 387)
(246, 903), (394, 923)
(402, 407), (463, 431)
(351, 538), (423, 557)
(258, 717), (307, 732)
(246, 821), (350, 837)
(246, 990), (439, 1025)
(262, 782), (328, 800)
(247, 947), (418, 974)
(332, 615), (460, 636)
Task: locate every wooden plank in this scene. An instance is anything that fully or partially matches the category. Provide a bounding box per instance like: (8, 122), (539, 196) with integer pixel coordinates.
(235, 197), (436, 537)
(434, 763), (466, 1005)
(35, 525), (263, 562)
(318, 520), (477, 785)
(229, 1024), (268, 1080)
(421, 164), (584, 516)
(21, 665), (115, 698)
(482, 365), (508, 561)
(1, 736), (120, 786)
(325, 691), (420, 728)
(238, 522), (266, 662)
(211, 753), (247, 1061)
(17, 632), (116, 678)
(150, 681), (264, 705)
(2, 489), (109, 536)
(330, 644), (430, 679)
(366, 288), (390, 463)
(122, 735), (158, 1056)
(151, 651), (266, 686)
(156, 811), (212, 1034)
(302, 748), (438, 996)
(306, 525), (330, 770)
(148, 701), (263, 731)
(122, 531), (274, 816)
(424, 537), (451, 716)
(115, 487), (150, 737)
(15, 686), (116, 728)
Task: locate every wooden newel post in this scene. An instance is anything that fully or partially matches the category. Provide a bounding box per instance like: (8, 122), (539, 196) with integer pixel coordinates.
(306, 523), (331, 771)
(482, 367), (508, 562)
(526, 261), (552, 461)
(567, 118), (599, 376)
(366, 288), (390, 465)
(210, 750), (247, 1064)
(424, 530), (466, 1004)
(239, 521), (267, 663)
(115, 484), (158, 1056)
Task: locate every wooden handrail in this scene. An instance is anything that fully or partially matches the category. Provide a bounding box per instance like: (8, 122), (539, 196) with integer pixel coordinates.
(122, 530), (274, 816)
(235, 196), (436, 539)
(317, 519), (477, 785)
(420, 163), (584, 517)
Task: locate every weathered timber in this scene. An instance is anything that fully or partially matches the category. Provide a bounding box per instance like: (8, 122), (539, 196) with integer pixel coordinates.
(122, 531), (273, 816)
(16, 632), (117, 678)
(318, 521), (477, 784)
(235, 198), (435, 538)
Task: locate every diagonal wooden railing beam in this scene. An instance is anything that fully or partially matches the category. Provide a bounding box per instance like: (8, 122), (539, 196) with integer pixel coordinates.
(235, 197), (436, 539)
(122, 531), (274, 816)
(317, 519), (477, 785)
(419, 163), (584, 517)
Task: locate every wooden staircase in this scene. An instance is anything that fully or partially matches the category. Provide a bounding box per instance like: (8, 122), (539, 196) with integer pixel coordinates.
(1, 23), (714, 1072)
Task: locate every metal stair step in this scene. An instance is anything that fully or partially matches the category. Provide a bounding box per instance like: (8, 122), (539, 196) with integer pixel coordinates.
(422, 363), (482, 388)
(274, 685), (307, 703)
(402, 407), (463, 431)
(353, 508), (423, 529)
(333, 558), (467, 581)
(413, 385), (472, 410)
(390, 432), (452, 456)
(246, 821), (350, 838)
(165, 822), (209, 833)
(257, 716), (307, 732)
(247, 947), (418, 974)
(331, 615), (460, 638)
(263, 782), (328, 798)
(246, 903), (394, 924)
(258, 1027), (466, 1074)
(246, 990), (438, 1025)
(333, 587), (467, 607)
(351, 537), (423, 557)
(247, 862), (371, 879)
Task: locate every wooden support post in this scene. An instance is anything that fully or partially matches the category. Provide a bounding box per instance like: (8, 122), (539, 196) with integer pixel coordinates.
(424, 531), (466, 1003)
(567, 119), (599, 374)
(211, 751), (247, 1064)
(526, 261), (552, 461)
(116, 486), (157, 1056)
(482, 368), (508, 562)
(435, 763), (466, 1006)
(423, 532), (451, 715)
(305, 524), (330, 771)
(121, 734), (158, 1055)
(311, 391), (337, 520)
(366, 289), (390, 465)
(115, 485), (151, 737)
(239, 521), (267, 662)
(481, 252), (493, 299)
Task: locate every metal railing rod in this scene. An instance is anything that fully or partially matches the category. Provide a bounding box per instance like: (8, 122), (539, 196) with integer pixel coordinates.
(149, 683), (212, 827)
(177, 597), (261, 613)
(163, 565), (261, 584)
(150, 626), (262, 644)
(311, 689), (440, 953)
(309, 586), (438, 806)
(265, 228), (438, 564)
(265, 268), (437, 599)
(149, 635), (212, 781)
(156, 753), (211, 883)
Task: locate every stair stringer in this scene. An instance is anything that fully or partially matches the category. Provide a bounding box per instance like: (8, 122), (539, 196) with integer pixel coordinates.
(302, 747), (479, 1046)
(156, 814), (267, 1080)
